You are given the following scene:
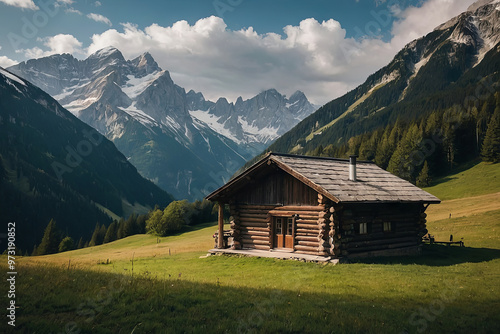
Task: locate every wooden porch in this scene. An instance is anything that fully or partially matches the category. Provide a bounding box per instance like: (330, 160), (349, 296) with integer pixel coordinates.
(207, 248), (339, 264)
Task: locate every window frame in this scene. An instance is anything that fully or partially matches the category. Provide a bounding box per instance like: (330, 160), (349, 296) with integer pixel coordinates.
(359, 222), (368, 235)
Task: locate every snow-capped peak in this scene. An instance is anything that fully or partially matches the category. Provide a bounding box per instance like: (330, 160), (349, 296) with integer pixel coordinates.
(89, 46), (121, 59)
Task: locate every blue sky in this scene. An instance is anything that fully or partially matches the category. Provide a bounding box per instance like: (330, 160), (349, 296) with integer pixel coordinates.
(0, 0), (477, 104)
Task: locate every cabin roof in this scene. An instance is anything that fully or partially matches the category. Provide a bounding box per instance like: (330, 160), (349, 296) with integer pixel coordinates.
(206, 153), (441, 204)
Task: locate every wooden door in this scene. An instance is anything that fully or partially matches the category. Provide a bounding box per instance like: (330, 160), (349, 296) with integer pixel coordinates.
(285, 218), (294, 248)
(273, 217), (294, 249)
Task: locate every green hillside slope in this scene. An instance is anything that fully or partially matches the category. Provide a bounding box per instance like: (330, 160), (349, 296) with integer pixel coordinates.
(424, 161), (500, 200)
(0, 68), (173, 251)
(8, 159), (500, 333)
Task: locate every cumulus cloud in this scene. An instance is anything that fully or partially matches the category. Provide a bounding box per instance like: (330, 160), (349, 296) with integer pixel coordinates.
(390, 0), (475, 51)
(87, 13), (112, 26)
(56, 0), (478, 104)
(19, 34), (83, 59)
(0, 0), (38, 10)
(87, 17), (394, 104)
(0, 55), (18, 67)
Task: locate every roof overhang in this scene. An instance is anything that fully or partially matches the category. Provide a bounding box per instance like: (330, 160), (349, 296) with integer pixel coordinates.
(206, 153), (441, 205)
(205, 153), (340, 203)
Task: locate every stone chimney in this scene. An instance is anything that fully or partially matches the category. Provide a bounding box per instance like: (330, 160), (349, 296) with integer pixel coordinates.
(349, 155), (357, 181)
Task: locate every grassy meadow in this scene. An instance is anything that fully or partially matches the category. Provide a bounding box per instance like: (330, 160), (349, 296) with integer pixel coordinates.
(1, 162), (500, 333)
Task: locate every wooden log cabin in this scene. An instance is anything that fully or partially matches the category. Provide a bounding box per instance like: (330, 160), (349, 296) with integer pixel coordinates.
(206, 153), (440, 258)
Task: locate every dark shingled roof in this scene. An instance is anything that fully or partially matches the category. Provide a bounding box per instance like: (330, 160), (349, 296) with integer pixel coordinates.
(207, 153), (441, 204)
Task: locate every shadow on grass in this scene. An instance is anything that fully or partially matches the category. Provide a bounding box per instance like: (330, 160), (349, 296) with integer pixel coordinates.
(427, 159), (481, 187)
(351, 244), (500, 267)
(8, 262), (500, 334)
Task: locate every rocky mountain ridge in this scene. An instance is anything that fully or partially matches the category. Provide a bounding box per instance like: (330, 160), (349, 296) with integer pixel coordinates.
(267, 0), (500, 155)
(9, 48), (316, 200)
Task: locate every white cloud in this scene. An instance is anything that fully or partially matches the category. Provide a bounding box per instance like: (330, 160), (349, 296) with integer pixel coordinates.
(0, 0), (38, 10)
(94, 1), (102, 7)
(390, 0), (475, 51)
(56, 0), (74, 5)
(0, 55), (18, 67)
(85, 0), (478, 105)
(87, 13), (112, 26)
(65, 7), (82, 15)
(19, 34), (83, 59)
(87, 17), (393, 104)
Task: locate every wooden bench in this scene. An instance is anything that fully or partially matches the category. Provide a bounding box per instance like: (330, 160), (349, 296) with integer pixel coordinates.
(422, 234), (464, 247)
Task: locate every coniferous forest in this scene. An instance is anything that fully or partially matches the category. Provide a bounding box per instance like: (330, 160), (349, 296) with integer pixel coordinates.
(303, 92), (500, 185)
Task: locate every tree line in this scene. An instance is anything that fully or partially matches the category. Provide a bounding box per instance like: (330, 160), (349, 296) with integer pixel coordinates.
(25, 199), (217, 256)
(305, 92), (500, 185)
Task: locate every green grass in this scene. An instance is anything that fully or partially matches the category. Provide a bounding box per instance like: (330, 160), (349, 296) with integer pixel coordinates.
(3, 244), (500, 333)
(424, 161), (500, 200)
(4, 162), (500, 333)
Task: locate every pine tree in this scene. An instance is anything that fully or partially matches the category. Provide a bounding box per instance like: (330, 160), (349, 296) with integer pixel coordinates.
(375, 124), (399, 169)
(58, 236), (74, 253)
(310, 145), (324, 157)
(99, 224), (107, 242)
(416, 160), (431, 187)
(116, 218), (126, 239)
(124, 214), (138, 236)
(135, 214), (147, 234)
(37, 219), (61, 255)
(481, 108), (500, 163)
(387, 123), (423, 181)
(77, 237), (84, 249)
(31, 244), (38, 256)
(89, 223), (105, 246)
(103, 221), (117, 244)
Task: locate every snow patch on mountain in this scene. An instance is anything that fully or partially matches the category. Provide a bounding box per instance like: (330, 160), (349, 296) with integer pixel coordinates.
(120, 102), (157, 127)
(121, 71), (163, 99)
(242, 118), (280, 143)
(7, 48), (316, 200)
(64, 97), (98, 115)
(189, 109), (241, 144)
(53, 81), (90, 100)
(0, 68), (26, 87)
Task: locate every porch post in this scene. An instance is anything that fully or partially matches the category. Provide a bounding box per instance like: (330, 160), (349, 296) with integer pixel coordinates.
(218, 202), (224, 249)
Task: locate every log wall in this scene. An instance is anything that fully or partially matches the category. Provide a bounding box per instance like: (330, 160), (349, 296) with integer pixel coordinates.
(230, 195), (428, 258)
(230, 193), (333, 255)
(334, 203), (428, 257)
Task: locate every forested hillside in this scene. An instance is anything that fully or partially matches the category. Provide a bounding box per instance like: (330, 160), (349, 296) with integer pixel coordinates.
(0, 67), (173, 252)
(261, 1), (500, 182)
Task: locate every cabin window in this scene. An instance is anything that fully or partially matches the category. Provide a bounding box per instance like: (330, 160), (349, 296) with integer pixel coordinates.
(287, 218), (293, 235)
(383, 222), (392, 232)
(359, 222), (368, 235)
(276, 218), (282, 235)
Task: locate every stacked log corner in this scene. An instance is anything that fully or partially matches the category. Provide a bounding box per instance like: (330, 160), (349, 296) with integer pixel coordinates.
(229, 205), (241, 250)
(329, 204), (343, 257)
(418, 204), (428, 239)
